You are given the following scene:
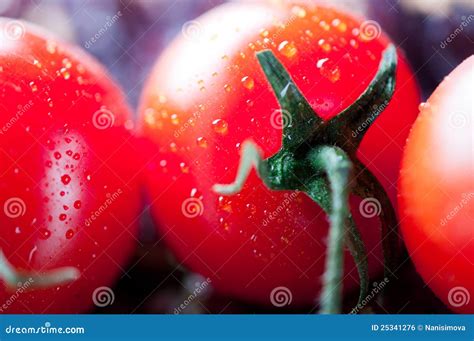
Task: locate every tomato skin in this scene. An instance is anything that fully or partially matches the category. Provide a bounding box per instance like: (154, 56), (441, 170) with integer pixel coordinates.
(139, 3), (420, 306)
(399, 56), (474, 314)
(0, 20), (140, 313)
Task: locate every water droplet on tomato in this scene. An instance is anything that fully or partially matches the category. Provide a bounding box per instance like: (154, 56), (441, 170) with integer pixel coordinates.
(179, 162), (189, 173)
(171, 113), (180, 125)
(74, 200), (81, 209)
(65, 229), (74, 239)
(61, 174), (71, 185)
(39, 228), (51, 239)
(241, 76), (254, 90)
(54, 152), (62, 160)
(59, 213), (67, 221)
(291, 5), (306, 18)
(212, 119), (228, 135)
(29, 81), (38, 92)
(223, 84), (232, 93)
(278, 41), (297, 58)
(319, 60), (341, 83)
(196, 137), (208, 148)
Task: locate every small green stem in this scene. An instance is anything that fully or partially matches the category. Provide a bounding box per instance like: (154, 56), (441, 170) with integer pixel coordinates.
(309, 147), (352, 314)
(0, 249), (80, 290)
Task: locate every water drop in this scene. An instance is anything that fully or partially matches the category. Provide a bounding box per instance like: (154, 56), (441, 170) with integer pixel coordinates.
(241, 76), (255, 90)
(65, 229), (74, 239)
(212, 119), (228, 135)
(196, 137), (208, 148)
(61, 174), (71, 185)
(278, 41), (297, 58)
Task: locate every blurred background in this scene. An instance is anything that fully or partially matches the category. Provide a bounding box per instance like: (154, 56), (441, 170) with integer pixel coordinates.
(0, 0), (472, 313)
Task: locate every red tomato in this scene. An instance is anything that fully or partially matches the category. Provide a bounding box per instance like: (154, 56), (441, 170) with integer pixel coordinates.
(139, 2), (420, 307)
(0, 19), (140, 313)
(399, 56), (474, 313)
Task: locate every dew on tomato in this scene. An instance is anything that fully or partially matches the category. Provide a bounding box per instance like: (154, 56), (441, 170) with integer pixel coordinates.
(0, 19), (141, 313)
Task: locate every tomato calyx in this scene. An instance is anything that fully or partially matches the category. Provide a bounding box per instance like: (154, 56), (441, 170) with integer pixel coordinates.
(0, 249), (79, 291)
(214, 45), (399, 313)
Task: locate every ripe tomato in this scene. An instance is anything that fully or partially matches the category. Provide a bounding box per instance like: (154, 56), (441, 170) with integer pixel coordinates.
(399, 56), (473, 314)
(0, 19), (140, 313)
(139, 2), (420, 307)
